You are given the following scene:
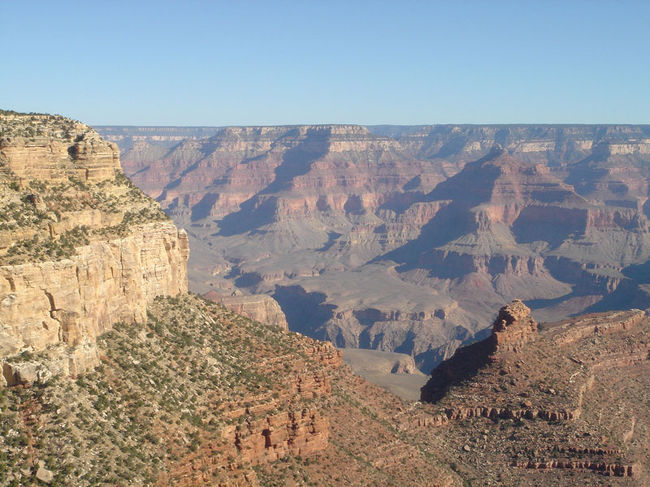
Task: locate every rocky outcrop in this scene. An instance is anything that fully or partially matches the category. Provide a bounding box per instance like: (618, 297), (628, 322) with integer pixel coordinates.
(1, 341), (99, 385)
(0, 222), (188, 357)
(230, 407), (329, 462)
(551, 309), (645, 346)
(1, 114), (120, 183)
(0, 112), (189, 384)
(489, 299), (538, 351)
(173, 372), (332, 484)
(216, 368), (334, 466)
(420, 300), (537, 403)
(413, 301), (650, 484)
(514, 459), (635, 477)
(202, 291), (288, 330)
(415, 405), (580, 427)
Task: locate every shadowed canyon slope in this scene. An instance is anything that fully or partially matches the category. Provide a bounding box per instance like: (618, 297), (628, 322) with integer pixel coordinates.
(99, 124), (650, 371)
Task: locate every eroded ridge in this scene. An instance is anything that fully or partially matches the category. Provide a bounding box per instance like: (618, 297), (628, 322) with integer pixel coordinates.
(418, 300), (649, 484)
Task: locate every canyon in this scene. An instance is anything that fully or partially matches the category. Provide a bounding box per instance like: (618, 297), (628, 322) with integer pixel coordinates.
(1, 112), (648, 486)
(98, 123), (650, 372)
(0, 112), (459, 486)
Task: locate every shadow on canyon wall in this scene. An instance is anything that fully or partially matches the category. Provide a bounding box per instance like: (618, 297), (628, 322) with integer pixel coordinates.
(216, 128), (331, 234)
(272, 285), (337, 339)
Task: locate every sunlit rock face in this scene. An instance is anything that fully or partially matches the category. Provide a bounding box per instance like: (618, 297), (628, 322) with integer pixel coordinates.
(0, 112), (188, 380)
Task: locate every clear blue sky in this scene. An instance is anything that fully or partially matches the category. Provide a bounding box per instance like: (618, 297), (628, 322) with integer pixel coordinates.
(2, 1), (649, 126)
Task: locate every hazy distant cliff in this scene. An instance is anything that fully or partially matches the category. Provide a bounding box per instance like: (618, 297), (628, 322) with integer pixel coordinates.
(99, 123), (650, 372)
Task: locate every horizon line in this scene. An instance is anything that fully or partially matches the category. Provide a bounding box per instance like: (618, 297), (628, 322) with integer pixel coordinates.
(92, 122), (650, 128)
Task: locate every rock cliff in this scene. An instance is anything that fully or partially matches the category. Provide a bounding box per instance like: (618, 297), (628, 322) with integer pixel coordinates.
(202, 290), (289, 330)
(0, 112), (462, 487)
(0, 111), (188, 382)
(100, 123), (650, 373)
(420, 300), (538, 403)
(2, 113), (120, 183)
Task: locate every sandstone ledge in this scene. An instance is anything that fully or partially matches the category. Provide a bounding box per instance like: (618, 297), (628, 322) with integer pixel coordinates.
(0, 221), (189, 383)
(203, 291), (289, 330)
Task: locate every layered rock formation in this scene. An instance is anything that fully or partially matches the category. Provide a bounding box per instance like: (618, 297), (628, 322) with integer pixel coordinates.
(0, 224), (188, 352)
(0, 111), (462, 486)
(6, 111), (648, 486)
(202, 290), (288, 330)
(0, 112), (188, 382)
(420, 300), (537, 403)
(1, 114), (120, 183)
(489, 299), (538, 350)
(416, 301), (650, 484)
(99, 123), (650, 373)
